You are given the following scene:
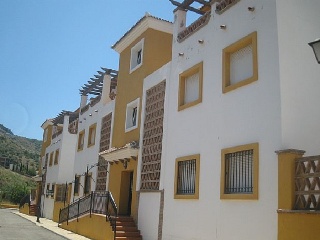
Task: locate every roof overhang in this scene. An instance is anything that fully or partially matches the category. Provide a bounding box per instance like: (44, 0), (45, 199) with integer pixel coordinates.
(99, 141), (139, 163)
(41, 119), (53, 129)
(112, 14), (173, 53)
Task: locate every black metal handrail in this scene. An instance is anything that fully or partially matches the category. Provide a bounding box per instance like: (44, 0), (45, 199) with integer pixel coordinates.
(59, 191), (117, 238)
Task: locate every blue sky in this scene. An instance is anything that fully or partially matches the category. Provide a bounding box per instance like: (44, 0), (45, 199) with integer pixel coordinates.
(0, 0), (180, 140)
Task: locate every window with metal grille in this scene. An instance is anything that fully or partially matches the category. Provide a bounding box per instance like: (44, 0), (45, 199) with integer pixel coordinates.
(174, 154), (200, 199)
(177, 159), (196, 194)
(224, 149), (253, 193)
(221, 143), (259, 200)
(55, 184), (67, 202)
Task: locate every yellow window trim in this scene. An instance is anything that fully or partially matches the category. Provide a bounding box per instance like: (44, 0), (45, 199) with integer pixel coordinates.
(222, 31), (258, 93)
(87, 123), (97, 148)
(77, 130), (85, 151)
(220, 142), (259, 200)
(49, 152), (54, 166)
(54, 149), (59, 165)
(178, 62), (203, 111)
(174, 154), (200, 199)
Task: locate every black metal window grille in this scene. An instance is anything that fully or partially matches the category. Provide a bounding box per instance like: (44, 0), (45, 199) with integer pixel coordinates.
(177, 159), (196, 195)
(55, 184), (67, 202)
(224, 149), (253, 194)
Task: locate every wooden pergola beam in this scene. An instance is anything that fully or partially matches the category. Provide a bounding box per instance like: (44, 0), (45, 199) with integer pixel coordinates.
(169, 0), (209, 15)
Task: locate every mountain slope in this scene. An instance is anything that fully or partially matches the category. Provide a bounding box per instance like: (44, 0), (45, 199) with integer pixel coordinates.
(0, 124), (41, 167)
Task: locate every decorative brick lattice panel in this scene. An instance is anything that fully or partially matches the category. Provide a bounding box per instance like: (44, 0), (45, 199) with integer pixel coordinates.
(140, 81), (166, 190)
(99, 113), (112, 152)
(95, 157), (108, 191)
(294, 156), (320, 210)
(96, 113), (112, 191)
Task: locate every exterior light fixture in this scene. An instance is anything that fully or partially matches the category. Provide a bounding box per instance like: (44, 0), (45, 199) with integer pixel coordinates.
(179, 52), (184, 56)
(89, 114), (92, 116)
(248, 7), (255, 11)
(198, 39), (204, 44)
(94, 109), (98, 112)
(220, 25), (227, 29)
(308, 39), (320, 64)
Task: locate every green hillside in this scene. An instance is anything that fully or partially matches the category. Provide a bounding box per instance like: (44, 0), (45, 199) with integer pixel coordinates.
(0, 166), (36, 204)
(0, 124), (42, 175)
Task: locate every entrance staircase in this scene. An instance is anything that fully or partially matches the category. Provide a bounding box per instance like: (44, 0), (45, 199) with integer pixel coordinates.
(115, 216), (142, 240)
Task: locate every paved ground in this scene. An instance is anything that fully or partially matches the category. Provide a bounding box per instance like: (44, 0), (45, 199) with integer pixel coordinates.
(0, 208), (91, 240)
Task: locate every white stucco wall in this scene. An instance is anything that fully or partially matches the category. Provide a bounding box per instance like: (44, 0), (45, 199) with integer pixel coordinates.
(72, 96), (115, 201)
(276, 0), (320, 155)
(162, 1), (281, 239)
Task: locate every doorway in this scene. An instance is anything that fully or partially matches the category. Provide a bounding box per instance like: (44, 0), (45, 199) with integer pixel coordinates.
(119, 171), (134, 216)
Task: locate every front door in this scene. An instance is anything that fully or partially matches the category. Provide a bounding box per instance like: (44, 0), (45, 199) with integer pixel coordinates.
(119, 171), (134, 216)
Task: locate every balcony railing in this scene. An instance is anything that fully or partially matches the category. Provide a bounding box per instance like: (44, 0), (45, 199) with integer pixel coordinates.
(215, 0), (240, 14)
(59, 191), (117, 238)
(177, 11), (211, 43)
(294, 156), (320, 210)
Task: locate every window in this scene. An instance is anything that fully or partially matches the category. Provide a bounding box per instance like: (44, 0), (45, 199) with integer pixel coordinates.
(51, 184), (55, 199)
(54, 149), (59, 165)
(55, 184), (67, 202)
(49, 152), (54, 166)
(222, 31), (258, 93)
(74, 175), (80, 196)
(130, 38), (144, 72)
(84, 173), (92, 195)
(174, 154), (200, 199)
(125, 98), (140, 132)
(46, 184), (50, 198)
(87, 123), (97, 147)
(178, 62), (203, 111)
(220, 143), (259, 200)
(77, 130), (85, 151)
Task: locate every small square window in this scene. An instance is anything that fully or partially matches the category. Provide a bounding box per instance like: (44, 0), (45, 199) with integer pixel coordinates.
(220, 143), (259, 200)
(125, 98), (140, 132)
(222, 31), (258, 93)
(54, 149), (59, 165)
(174, 154), (200, 199)
(178, 62), (203, 111)
(130, 38), (144, 73)
(77, 130), (85, 151)
(88, 123), (97, 147)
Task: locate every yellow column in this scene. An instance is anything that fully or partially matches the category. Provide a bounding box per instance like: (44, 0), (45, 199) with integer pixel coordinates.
(276, 149), (305, 210)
